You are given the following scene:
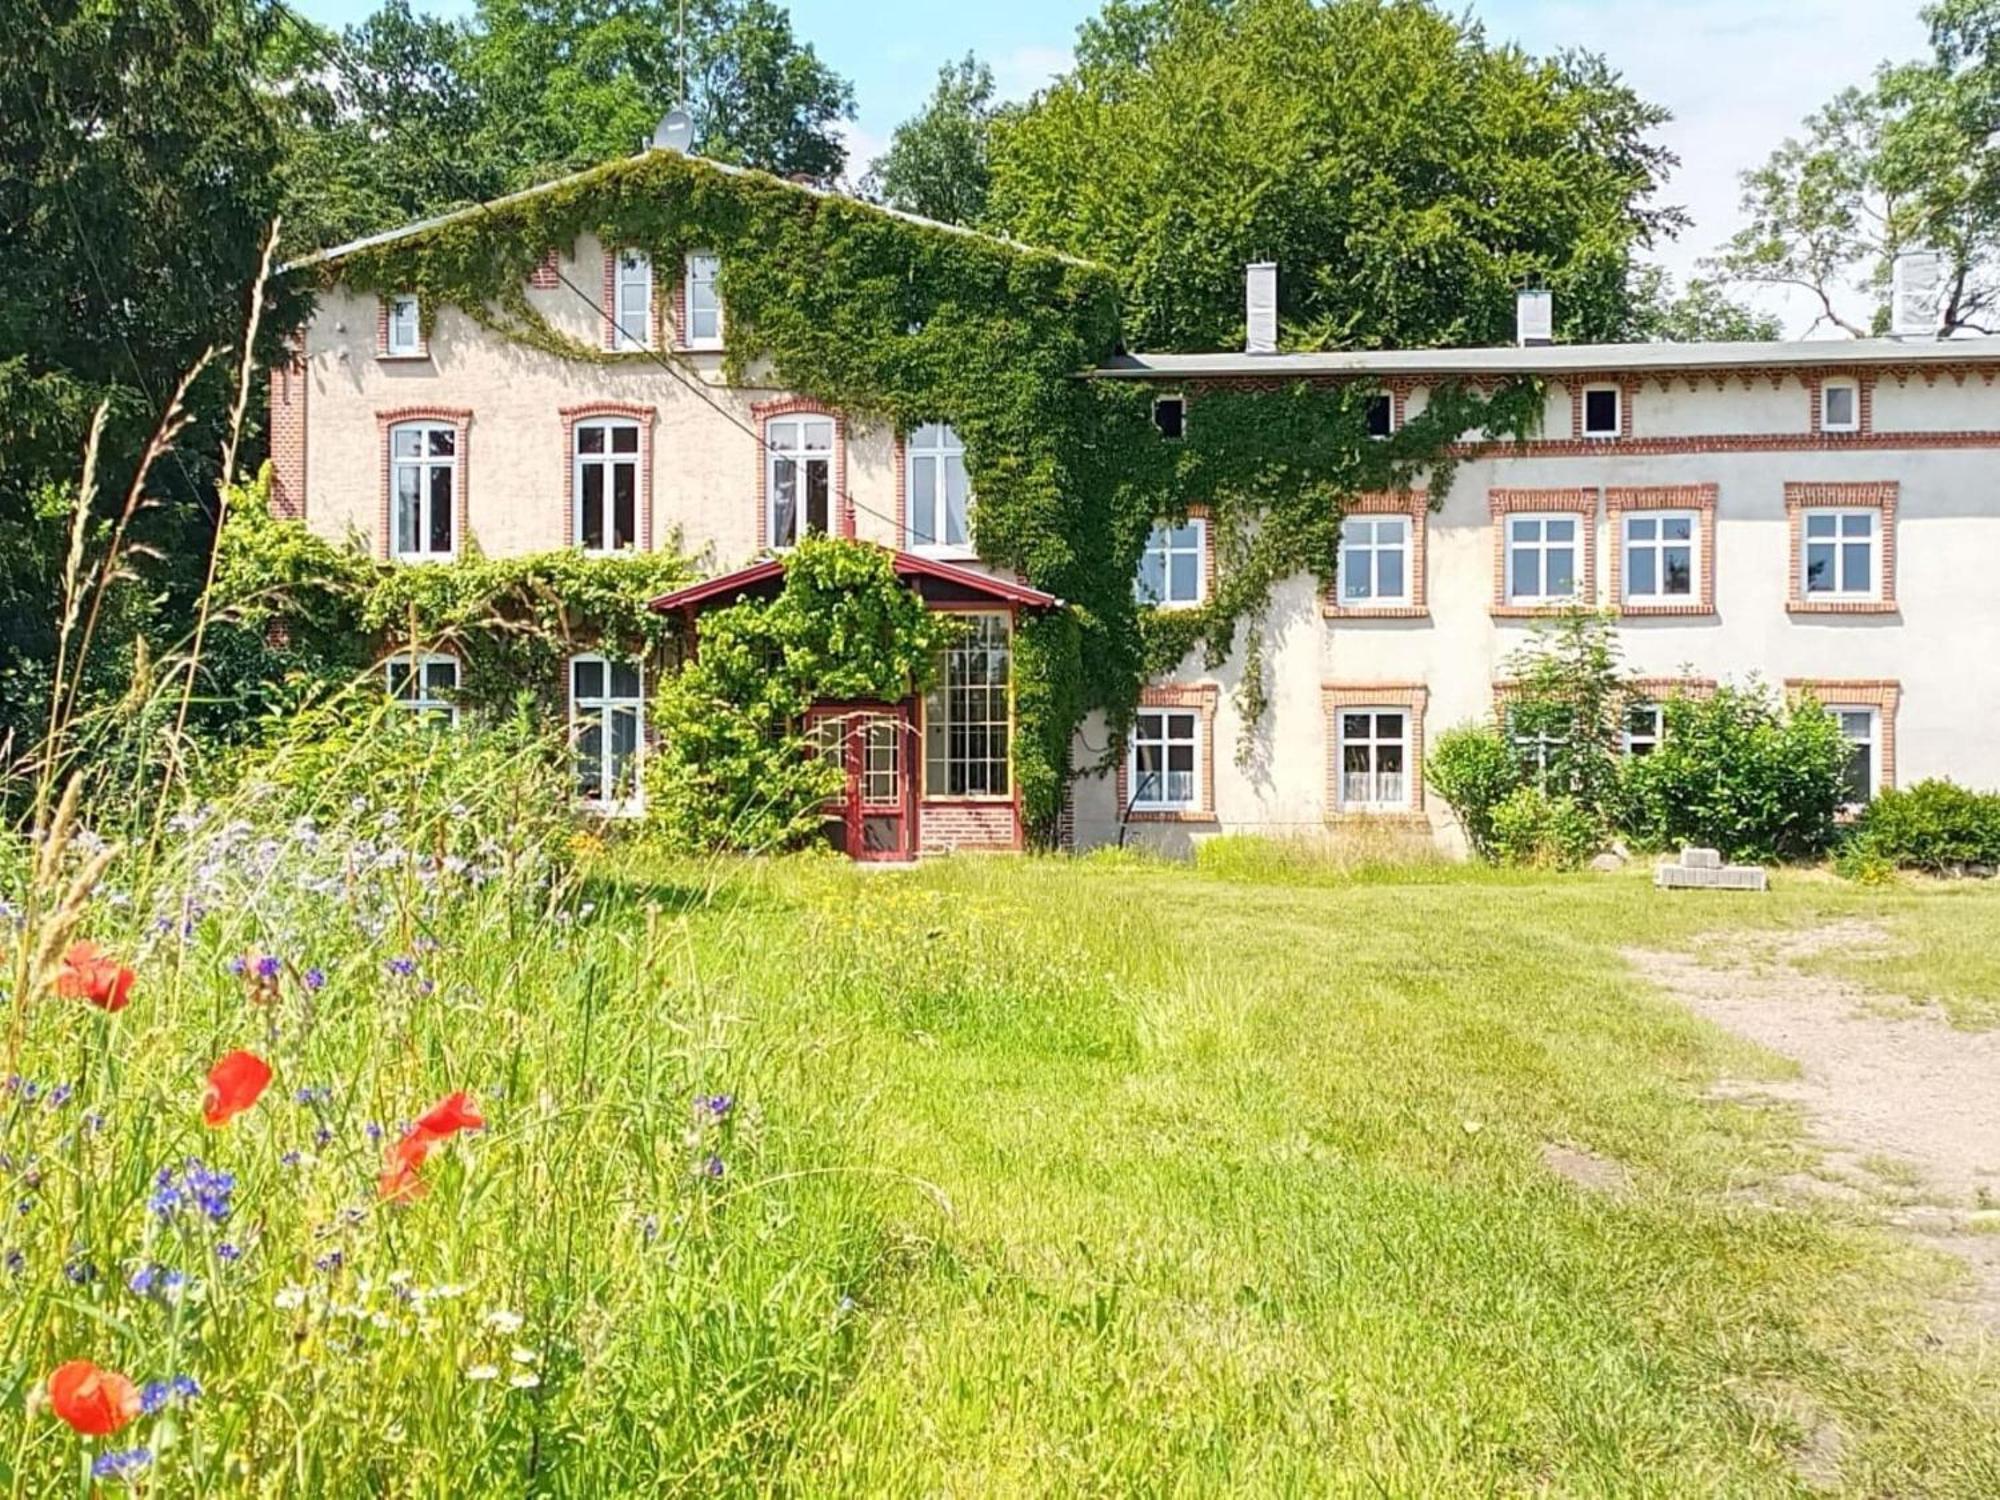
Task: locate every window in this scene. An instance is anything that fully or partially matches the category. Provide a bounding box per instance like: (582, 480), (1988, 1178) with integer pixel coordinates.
(613, 250), (652, 351)
(573, 419), (639, 553)
(1152, 395), (1186, 440)
(1622, 512), (1698, 603)
(1623, 702), (1663, 756)
(1338, 515), (1409, 606)
(1364, 393), (1394, 439)
(924, 613), (1011, 798)
(386, 653), (458, 725)
(1506, 514), (1579, 605)
(685, 252), (722, 347)
(1801, 509), (1876, 600)
(389, 421), (456, 560)
(1136, 519), (1206, 608)
(1581, 384), (1621, 438)
(766, 415), (834, 548)
(1821, 379), (1859, 432)
(571, 655), (645, 812)
(907, 423), (971, 553)
(386, 294), (422, 357)
(1829, 705), (1878, 807)
(1129, 710), (1200, 812)
(1337, 710), (1409, 810)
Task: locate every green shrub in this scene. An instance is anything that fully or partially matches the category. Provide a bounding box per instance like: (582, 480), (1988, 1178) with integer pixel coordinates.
(1426, 724), (1521, 859)
(1620, 683), (1849, 863)
(1488, 785), (1602, 870)
(1847, 779), (2000, 874)
(1500, 609), (1628, 819)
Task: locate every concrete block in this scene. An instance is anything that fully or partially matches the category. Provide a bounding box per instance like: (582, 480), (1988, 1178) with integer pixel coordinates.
(1680, 846), (1722, 869)
(1656, 862), (1768, 892)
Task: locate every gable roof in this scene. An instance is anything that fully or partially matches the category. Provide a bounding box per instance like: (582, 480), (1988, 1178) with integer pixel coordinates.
(650, 550), (1062, 616)
(284, 149), (1103, 275)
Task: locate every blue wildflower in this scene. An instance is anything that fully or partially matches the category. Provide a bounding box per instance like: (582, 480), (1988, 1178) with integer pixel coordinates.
(45, 1083), (72, 1109)
(303, 966), (326, 992)
(314, 1125), (334, 1148)
(91, 1447), (153, 1482)
(364, 1122), (383, 1143)
(128, 1264), (156, 1296)
(314, 1250), (343, 1274)
(386, 956), (417, 977)
(64, 1255), (96, 1285)
(4, 1248), (23, 1275)
(255, 954), (282, 981)
(226, 956), (248, 977)
(152, 1159), (235, 1224)
(279, 1150), (302, 1169)
(83, 1111), (105, 1132)
(702, 1154), (725, 1179)
(217, 1242), (242, 1262)
(701, 1093), (735, 1120)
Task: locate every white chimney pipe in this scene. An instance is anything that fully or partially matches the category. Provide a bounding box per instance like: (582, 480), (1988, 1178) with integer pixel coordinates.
(1516, 288), (1553, 347)
(1891, 250), (1944, 338)
(1245, 263), (1278, 355)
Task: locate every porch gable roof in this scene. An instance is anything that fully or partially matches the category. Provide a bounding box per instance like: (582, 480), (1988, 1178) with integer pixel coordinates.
(649, 550), (1063, 617)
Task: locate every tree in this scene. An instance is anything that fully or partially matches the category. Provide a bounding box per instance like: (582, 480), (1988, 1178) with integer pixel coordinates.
(1628, 267), (1783, 343)
(985, 0), (1683, 351)
(1711, 1), (2000, 337)
(863, 54), (1001, 226)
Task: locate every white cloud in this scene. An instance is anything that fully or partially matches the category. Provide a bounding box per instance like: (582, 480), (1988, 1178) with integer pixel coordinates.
(833, 118), (892, 190)
(992, 43), (1075, 103)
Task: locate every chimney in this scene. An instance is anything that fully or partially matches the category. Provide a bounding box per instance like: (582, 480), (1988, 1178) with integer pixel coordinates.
(1891, 250), (1944, 338)
(1516, 288), (1553, 347)
(1245, 262), (1278, 355)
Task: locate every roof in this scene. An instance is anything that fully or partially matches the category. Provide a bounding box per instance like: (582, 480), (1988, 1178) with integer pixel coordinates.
(1090, 336), (2000, 381)
(650, 550), (1063, 615)
(284, 149), (1103, 275)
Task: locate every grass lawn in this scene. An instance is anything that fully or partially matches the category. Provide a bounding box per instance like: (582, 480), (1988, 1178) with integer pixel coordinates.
(1790, 881), (2000, 1028)
(8, 825), (2000, 1495)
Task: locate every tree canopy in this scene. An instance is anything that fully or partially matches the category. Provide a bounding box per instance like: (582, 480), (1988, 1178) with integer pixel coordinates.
(863, 54), (1002, 228)
(981, 0), (1684, 352)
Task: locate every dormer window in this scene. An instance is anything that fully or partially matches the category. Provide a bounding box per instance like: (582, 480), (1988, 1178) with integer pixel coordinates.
(386, 294), (422, 357)
(1821, 378), (1859, 432)
(1581, 384), (1621, 439)
(1364, 393), (1394, 439)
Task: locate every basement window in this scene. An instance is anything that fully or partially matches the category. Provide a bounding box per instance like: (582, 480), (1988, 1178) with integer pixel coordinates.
(1152, 395), (1186, 440)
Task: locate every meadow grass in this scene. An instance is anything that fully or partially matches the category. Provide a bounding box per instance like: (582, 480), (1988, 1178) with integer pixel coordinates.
(4, 809), (2000, 1495)
(1791, 879), (2000, 1028)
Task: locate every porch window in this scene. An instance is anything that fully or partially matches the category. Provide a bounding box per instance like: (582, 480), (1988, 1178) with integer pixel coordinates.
(924, 612), (1011, 797)
(571, 654), (644, 812)
(767, 415), (834, 548)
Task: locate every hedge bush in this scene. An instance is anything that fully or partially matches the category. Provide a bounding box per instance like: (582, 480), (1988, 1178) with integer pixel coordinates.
(1847, 779), (2000, 874)
(1488, 786), (1602, 870)
(1425, 724), (1521, 859)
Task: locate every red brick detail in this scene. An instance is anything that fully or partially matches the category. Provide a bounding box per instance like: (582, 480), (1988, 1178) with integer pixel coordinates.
(670, 264), (687, 349)
(376, 295), (427, 359)
(1056, 783), (1076, 853)
(560, 402), (658, 553)
(267, 345), (308, 520)
(1605, 484), (1718, 617)
(1116, 682), (1220, 823)
(918, 800), (1020, 854)
(1323, 490), (1428, 618)
(376, 407), (472, 562)
(601, 250), (619, 352)
(1784, 482), (1898, 614)
(1567, 376), (1636, 441)
(751, 395), (850, 547)
(530, 249), (560, 290)
(1488, 487), (1599, 616)
(1321, 683), (1429, 817)
(1627, 676), (1718, 701)
(892, 432), (906, 547)
(1785, 679), (1901, 790)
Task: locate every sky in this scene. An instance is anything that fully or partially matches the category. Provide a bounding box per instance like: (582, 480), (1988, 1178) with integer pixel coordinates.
(288, 0), (1934, 335)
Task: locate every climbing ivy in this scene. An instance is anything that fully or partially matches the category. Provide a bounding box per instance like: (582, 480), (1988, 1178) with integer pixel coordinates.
(312, 150), (1541, 841)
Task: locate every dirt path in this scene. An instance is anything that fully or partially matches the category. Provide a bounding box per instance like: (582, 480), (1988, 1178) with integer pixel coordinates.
(1627, 919), (2000, 1326)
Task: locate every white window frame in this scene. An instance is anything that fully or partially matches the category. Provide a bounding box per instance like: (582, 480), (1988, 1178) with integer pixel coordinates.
(1621, 511), (1700, 604)
(385, 652), (459, 726)
(1505, 513), (1581, 606)
(572, 417), (641, 555)
(570, 653), (646, 816)
(1622, 701), (1663, 756)
(1128, 709), (1201, 813)
(765, 415), (835, 550)
(1581, 383), (1622, 439)
(1136, 519), (1207, 609)
(1828, 703), (1879, 808)
(1800, 507), (1879, 602)
(923, 612), (1012, 800)
(684, 252), (722, 348)
(1820, 378), (1860, 433)
(1338, 514), (1411, 607)
(906, 422), (974, 557)
(389, 420), (457, 562)
(1364, 392), (1396, 440)
(613, 250), (653, 352)
(386, 294), (422, 357)
(1335, 708), (1411, 812)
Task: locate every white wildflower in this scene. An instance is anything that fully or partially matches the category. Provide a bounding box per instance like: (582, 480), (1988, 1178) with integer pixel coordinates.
(465, 1364), (499, 1382)
(508, 1372), (541, 1390)
(274, 1284), (309, 1310)
(510, 1347), (538, 1365)
(484, 1309), (524, 1334)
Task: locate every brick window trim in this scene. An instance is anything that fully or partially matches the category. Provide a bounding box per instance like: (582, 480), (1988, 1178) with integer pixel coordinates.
(1805, 371), (1875, 436)
(1489, 487), (1600, 617)
(1784, 481), (1899, 614)
(1117, 682), (1221, 823)
(1605, 484), (1718, 617)
(375, 296), (428, 360)
(1322, 682), (1429, 819)
(376, 407), (473, 563)
(670, 252), (724, 353)
(560, 403), (658, 553)
(529, 248), (561, 290)
(752, 395), (852, 547)
(268, 346), (308, 521)
(1323, 490), (1429, 618)
(1569, 375), (1637, 441)
(601, 248), (665, 353)
(1785, 678), (1901, 791)
(1627, 675), (1719, 702)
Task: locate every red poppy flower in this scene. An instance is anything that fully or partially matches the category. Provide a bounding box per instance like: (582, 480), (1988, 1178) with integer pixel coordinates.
(203, 1050), (273, 1127)
(378, 1133), (432, 1201)
(54, 943), (134, 1012)
(414, 1092), (484, 1140)
(47, 1360), (139, 1437)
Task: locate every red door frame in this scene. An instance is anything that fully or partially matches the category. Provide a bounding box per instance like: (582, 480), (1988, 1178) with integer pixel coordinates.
(807, 700), (917, 861)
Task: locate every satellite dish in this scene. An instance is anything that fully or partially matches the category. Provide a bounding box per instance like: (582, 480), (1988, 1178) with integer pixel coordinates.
(653, 107), (695, 154)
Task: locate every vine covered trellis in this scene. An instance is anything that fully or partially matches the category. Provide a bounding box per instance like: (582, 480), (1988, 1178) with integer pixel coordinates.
(306, 149), (1543, 842)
